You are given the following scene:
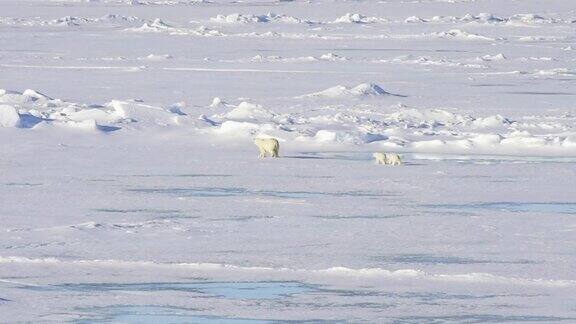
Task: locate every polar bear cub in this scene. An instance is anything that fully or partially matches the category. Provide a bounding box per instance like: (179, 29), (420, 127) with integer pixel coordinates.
(373, 152), (402, 165)
(385, 153), (402, 166)
(254, 137), (280, 158)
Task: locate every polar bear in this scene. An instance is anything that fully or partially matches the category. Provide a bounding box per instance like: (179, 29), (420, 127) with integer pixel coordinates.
(386, 153), (402, 166)
(254, 137), (280, 158)
(373, 152), (387, 165)
(373, 152), (402, 165)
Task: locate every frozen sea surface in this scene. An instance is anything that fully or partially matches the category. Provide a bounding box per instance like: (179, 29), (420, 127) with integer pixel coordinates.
(1, 0), (576, 322)
(1, 134), (576, 322)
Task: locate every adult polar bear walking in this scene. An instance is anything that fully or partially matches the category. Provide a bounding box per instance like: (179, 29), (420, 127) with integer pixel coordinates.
(373, 152), (387, 165)
(254, 137), (280, 158)
(373, 152), (402, 165)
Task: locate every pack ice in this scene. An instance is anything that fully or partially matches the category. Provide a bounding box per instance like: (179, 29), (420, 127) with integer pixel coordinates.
(1, 0), (576, 322)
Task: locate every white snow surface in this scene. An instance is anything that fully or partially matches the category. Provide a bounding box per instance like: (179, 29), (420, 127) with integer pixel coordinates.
(1, 0), (576, 322)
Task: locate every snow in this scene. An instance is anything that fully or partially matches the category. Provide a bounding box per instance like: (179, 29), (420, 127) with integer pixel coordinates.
(430, 29), (495, 41)
(137, 54), (172, 61)
(209, 13), (305, 24)
(332, 13), (385, 24)
(222, 102), (275, 122)
(0, 105), (20, 127)
(1, 0), (576, 322)
(300, 83), (392, 98)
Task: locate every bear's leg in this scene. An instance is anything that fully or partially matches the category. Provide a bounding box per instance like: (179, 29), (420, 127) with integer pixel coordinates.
(272, 147), (279, 158)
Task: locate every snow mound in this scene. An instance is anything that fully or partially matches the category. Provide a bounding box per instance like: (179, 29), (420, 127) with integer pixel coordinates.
(477, 53), (507, 61)
(534, 68), (576, 76)
(431, 29), (494, 41)
(209, 97), (227, 108)
(66, 108), (120, 124)
(223, 102), (276, 122)
(209, 13), (305, 24)
(126, 19), (223, 36)
(405, 16), (426, 23)
(386, 108), (471, 127)
(95, 14), (142, 23)
(0, 88), (192, 131)
(108, 100), (181, 127)
(130, 0), (209, 5)
(508, 14), (548, 25)
(137, 54), (173, 61)
(49, 16), (89, 27)
(297, 130), (387, 145)
(332, 13), (385, 24)
(0, 14), (145, 28)
(351, 83), (390, 96)
(319, 53), (349, 61)
(211, 13), (269, 24)
(471, 115), (512, 129)
(22, 89), (53, 100)
(231, 52), (349, 63)
(375, 55), (485, 69)
(214, 120), (282, 138)
(209, 101), (295, 137)
(126, 18), (174, 32)
(216, 120), (261, 136)
(190, 25), (224, 37)
(460, 13), (505, 23)
(0, 105), (21, 128)
(407, 13), (564, 25)
(300, 83), (391, 99)
(61, 119), (104, 132)
(0, 89), (50, 104)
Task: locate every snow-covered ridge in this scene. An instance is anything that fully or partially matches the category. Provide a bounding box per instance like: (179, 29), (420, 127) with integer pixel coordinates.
(2, 87), (575, 157)
(0, 14), (143, 27)
(429, 29), (495, 41)
(204, 11), (570, 26)
(405, 12), (572, 25)
(2, 11), (570, 31)
(374, 55), (486, 69)
(332, 13), (387, 24)
(1, 255), (573, 288)
(130, 0), (209, 4)
(208, 12), (309, 24)
(0, 89), (186, 132)
(220, 53), (488, 69)
(125, 18), (223, 36)
(48, 0), (209, 5)
(222, 53), (350, 63)
(207, 12), (385, 25)
(214, 52), (566, 69)
(298, 83), (393, 98)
